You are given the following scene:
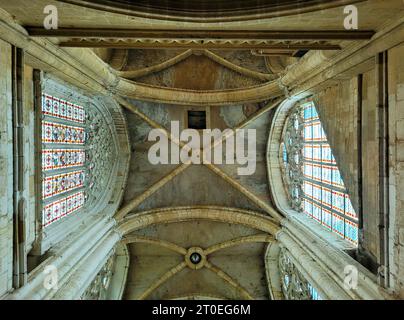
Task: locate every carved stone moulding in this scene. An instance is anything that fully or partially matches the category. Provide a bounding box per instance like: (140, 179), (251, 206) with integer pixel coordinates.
(57, 0), (364, 23)
(58, 38), (344, 50)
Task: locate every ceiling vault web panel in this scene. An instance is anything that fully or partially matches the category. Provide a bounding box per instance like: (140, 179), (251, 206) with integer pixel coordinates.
(117, 49), (276, 82)
(121, 231), (274, 298)
(115, 98), (283, 221)
(122, 218), (277, 300)
(57, 0), (365, 22)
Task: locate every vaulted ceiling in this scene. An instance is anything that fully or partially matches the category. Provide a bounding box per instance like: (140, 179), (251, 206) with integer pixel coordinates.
(114, 52), (282, 299)
(1, 0), (402, 299)
(124, 221), (271, 300)
(54, 0), (377, 23)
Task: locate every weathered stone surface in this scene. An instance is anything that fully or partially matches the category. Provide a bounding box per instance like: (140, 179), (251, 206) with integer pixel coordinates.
(0, 39), (13, 297)
(0, 0), (403, 301)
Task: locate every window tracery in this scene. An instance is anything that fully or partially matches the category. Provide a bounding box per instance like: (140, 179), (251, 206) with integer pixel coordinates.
(279, 248), (321, 300)
(81, 254), (115, 300)
(40, 90), (116, 228)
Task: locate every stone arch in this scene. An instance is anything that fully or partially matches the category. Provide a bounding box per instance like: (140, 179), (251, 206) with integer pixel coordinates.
(118, 206), (281, 237)
(34, 75), (131, 253)
(266, 97), (301, 216)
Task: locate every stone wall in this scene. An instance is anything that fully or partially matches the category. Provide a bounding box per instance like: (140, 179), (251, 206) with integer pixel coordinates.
(23, 65), (37, 253)
(361, 68), (380, 263)
(0, 58), (130, 298)
(310, 43), (404, 297)
(387, 43), (404, 297)
(312, 66), (380, 261)
(0, 39), (13, 297)
(313, 77), (360, 214)
(0, 43), (45, 295)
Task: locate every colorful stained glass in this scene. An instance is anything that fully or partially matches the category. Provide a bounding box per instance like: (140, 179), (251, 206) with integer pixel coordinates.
(345, 195), (357, 219)
(312, 164), (322, 182)
(345, 220), (359, 244)
(42, 170), (85, 199)
(42, 191), (85, 227)
(303, 145), (312, 160)
(303, 181), (312, 198)
(313, 202), (321, 223)
(282, 144), (287, 163)
(308, 284), (322, 300)
(303, 163), (313, 178)
(312, 122), (324, 141)
(284, 100), (359, 245)
(332, 213), (345, 238)
(332, 190), (345, 214)
(42, 94), (53, 115)
(321, 187), (332, 208)
(42, 122), (86, 145)
(303, 124), (313, 141)
(42, 149), (85, 171)
(41, 91), (90, 229)
(302, 102), (319, 122)
(42, 93), (85, 123)
(303, 104), (313, 121)
(321, 165), (333, 185)
(321, 208), (332, 229)
(331, 168), (344, 188)
(321, 145), (336, 164)
(312, 145), (321, 161)
(312, 183), (322, 203)
(280, 249), (322, 300)
(303, 199), (313, 217)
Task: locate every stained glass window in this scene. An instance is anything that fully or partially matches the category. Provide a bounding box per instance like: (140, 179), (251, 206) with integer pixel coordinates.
(42, 170), (85, 199)
(81, 254), (115, 300)
(279, 248), (322, 300)
(42, 149), (85, 171)
(42, 122), (86, 145)
(42, 192), (85, 227)
(38, 75), (118, 229)
(42, 93), (85, 123)
(41, 93), (87, 227)
(281, 100), (359, 245)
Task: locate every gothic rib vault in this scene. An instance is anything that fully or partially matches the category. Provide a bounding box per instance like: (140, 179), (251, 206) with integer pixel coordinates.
(0, 0), (403, 301)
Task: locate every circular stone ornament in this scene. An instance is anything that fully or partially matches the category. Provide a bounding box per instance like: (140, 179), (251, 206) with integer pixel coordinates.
(190, 252), (202, 264)
(185, 247), (206, 270)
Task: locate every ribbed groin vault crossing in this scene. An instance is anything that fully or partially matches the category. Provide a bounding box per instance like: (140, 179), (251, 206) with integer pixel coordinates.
(0, 0), (403, 300)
